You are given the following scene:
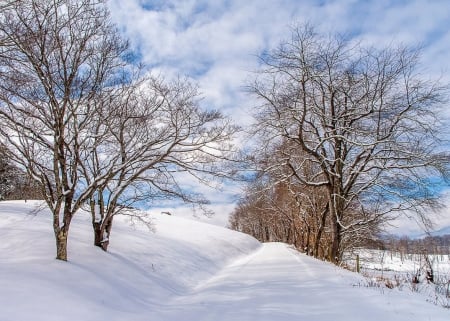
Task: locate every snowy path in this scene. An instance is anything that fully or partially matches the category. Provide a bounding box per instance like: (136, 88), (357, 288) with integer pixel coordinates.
(153, 243), (447, 321)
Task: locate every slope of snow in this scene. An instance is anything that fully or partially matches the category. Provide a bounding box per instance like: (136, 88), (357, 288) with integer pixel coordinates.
(144, 203), (235, 227)
(0, 200), (448, 321)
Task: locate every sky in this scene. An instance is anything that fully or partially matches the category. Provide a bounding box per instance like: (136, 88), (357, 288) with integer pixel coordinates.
(106, 0), (450, 232)
(107, 0), (450, 122)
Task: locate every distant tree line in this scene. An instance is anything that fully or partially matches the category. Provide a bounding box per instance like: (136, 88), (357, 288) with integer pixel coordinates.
(0, 146), (42, 200)
(379, 235), (450, 256)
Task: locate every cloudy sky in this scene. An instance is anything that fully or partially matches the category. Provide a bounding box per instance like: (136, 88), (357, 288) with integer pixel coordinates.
(108, 0), (450, 120)
(106, 0), (450, 232)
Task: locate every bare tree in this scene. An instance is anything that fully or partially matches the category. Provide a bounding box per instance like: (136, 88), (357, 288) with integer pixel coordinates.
(249, 24), (449, 263)
(0, 0), (128, 260)
(82, 75), (238, 251)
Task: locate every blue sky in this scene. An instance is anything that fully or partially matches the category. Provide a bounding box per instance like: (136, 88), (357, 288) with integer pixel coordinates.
(106, 0), (450, 231)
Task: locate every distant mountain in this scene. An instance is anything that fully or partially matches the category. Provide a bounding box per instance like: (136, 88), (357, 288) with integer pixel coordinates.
(420, 225), (450, 238)
(405, 224), (450, 239)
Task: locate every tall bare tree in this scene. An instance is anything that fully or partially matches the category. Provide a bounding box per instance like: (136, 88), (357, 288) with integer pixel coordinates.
(249, 24), (449, 263)
(0, 0), (128, 260)
(82, 76), (238, 251)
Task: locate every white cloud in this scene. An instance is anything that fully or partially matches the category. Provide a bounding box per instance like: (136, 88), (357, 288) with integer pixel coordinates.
(386, 192), (450, 237)
(107, 0), (450, 222)
(108, 0), (450, 110)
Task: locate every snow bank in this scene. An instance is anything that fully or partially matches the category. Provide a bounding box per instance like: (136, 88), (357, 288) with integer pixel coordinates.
(0, 200), (259, 321)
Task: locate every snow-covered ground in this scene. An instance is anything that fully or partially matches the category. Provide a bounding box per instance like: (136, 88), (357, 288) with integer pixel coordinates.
(349, 249), (450, 274)
(343, 249), (450, 308)
(0, 201), (448, 321)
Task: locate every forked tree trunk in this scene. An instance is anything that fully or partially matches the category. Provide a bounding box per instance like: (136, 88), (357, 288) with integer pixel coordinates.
(93, 216), (114, 251)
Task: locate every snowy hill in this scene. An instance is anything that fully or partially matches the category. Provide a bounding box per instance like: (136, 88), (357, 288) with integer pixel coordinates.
(0, 201), (448, 321)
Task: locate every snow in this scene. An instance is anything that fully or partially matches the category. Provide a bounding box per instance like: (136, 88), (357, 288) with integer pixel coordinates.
(349, 249), (450, 274)
(0, 200), (449, 321)
(144, 202), (235, 227)
(343, 249), (450, 308)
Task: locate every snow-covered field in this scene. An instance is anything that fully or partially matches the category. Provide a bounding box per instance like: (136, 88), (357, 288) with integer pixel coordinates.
(344, 249), (450, 308)
(349, 249), (450, 274)
(0, 201), (448, 321)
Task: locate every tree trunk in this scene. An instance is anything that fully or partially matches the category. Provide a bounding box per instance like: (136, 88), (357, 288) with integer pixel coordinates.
(330, 213), (342, 264)
(328, 180), (344, 264)
(313, 228), (323, 258)
(314, 204), (329, 258)
(94, 216), (114, 251)
(53, 202), (72, 261)
(305, 226), (311, 255)
(93, 221), (102, 247)
(55, 229), (68, 261)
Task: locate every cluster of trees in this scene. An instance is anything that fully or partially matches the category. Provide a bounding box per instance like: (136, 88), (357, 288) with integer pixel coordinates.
(230, 25), (449, 264)
(0, 0), (237, 260)
(229, 161), (379, 261)
(0, 147), (42, 200)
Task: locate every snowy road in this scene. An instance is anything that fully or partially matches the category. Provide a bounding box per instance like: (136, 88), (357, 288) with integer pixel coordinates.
(153, 243), (447, 321)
